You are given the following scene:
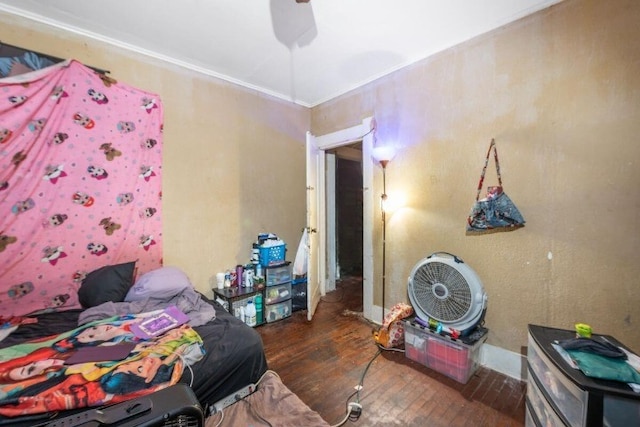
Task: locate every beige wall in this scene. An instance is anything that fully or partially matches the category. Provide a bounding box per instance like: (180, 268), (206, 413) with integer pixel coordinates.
(3, 0), (639, 355)
(0, 12), (309, 296)
(311, 0), (640, 353)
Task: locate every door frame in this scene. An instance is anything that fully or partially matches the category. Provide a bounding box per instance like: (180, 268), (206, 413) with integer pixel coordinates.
(309, 116), (376, 322)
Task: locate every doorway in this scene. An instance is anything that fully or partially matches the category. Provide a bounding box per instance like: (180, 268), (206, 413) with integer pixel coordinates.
(336, 153), (363, 279)
(305, 117), (376, 323)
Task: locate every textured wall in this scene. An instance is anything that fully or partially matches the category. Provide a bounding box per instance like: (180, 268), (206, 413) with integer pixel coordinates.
(0, 12), (309, 297)
(2, 0), (639, 355)
(311, 0), (640, 353)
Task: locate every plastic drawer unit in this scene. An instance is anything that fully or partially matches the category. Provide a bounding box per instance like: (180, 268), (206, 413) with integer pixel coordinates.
(265, 299), (291, 323)
(526, 324), (640, 427)
(264, 282), (291, 305)
(527, 331), (586, 425)
(526, 365), (566, 427)
(264, 262), (292, 286)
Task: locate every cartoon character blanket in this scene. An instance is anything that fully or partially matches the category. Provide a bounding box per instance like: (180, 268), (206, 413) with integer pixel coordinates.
(0, 312), (204, 418)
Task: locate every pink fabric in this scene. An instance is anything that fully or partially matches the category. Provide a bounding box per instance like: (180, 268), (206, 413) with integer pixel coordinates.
(0, 60), (163, 316)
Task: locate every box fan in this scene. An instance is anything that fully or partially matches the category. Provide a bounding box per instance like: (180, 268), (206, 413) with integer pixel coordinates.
(407, 252), (487, 337)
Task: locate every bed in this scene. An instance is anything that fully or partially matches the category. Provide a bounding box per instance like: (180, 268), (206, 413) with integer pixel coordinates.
(0, 265), (268, 426)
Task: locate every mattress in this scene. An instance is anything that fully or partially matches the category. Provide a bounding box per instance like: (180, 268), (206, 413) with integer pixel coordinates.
(0, 294), (268, 426)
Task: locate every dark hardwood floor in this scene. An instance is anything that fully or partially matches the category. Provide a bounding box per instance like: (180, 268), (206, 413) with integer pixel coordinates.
(257, 276), (527, 426)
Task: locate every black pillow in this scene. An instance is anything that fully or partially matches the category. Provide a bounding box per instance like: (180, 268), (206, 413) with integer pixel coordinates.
(78, 261), (136, 308)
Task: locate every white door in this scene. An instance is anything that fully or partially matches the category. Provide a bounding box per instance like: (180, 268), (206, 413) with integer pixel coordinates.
(305, 117), (377, 322)
(305, 131), (323, 320)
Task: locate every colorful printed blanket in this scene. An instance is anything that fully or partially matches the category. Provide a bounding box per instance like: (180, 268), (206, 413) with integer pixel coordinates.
(0, 59), (163, 317)
(0, 312), (203, 418)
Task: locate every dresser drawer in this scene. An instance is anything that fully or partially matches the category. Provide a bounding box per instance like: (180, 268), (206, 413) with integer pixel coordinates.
(264, 263), (292, 286)
(265, 299), (291, 323)
(525, 401), (537, 427)
(528, 333), (587, 426)
(264, 282), (292, 305)
(527, 367), (567, 427)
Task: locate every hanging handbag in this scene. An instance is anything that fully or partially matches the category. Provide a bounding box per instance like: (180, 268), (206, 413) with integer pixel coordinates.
(466, 139), (525, 235)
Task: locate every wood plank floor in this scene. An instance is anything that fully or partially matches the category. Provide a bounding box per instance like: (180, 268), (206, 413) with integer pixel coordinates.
(257, 276), (527, 427)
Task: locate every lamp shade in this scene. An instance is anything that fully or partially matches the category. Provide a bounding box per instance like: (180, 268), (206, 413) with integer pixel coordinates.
(372, 146), (396, 164)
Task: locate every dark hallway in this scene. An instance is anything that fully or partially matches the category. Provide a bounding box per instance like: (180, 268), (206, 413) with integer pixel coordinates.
(335, 156), (363, 279)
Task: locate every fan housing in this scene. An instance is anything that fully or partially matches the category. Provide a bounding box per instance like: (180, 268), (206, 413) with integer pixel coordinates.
(407, 252), (487, 335)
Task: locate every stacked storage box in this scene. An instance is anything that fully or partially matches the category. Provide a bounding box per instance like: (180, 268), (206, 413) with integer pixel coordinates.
(263, 262), (292, 323)
(404, 319), (487, 384)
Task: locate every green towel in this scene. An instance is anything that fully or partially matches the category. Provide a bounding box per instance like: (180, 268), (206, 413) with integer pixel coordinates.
(567, 349), (640, 384)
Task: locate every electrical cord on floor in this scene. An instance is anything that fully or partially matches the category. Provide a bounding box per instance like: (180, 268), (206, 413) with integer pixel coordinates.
(375, 342), (405, 353)
(329, 340), (409, 426)
(330, 347), (382, 427)
(354, 347), (382, 404)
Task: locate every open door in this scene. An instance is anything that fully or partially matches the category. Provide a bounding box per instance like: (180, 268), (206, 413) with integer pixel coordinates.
(305, 117), (376, 322)
(305, 131), (323, 320)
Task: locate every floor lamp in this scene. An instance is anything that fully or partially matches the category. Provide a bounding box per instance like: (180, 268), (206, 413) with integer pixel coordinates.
(372, 146), (396, 321)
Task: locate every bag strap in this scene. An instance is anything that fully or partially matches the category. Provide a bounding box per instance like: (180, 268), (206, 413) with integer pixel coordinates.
(474, 138), (503, 201)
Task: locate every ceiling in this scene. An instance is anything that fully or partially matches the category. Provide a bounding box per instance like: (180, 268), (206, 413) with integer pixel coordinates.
(0, 0), (562, 107)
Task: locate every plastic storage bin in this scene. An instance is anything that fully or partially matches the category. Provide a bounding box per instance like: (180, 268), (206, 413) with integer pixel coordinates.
(264, 282), (292, 305)
(404, 320), (487, 384)
(264, 262), (292, 286)
(265, 299), (291, 323)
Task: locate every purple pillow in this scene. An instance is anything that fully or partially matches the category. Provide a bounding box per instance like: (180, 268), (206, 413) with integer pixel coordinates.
(125, 266), (192, 302)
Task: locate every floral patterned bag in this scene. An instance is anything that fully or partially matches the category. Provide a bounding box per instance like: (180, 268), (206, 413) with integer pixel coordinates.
(466, 139), (525, 235)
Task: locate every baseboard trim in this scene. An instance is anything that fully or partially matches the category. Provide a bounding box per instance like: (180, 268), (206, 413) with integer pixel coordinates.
(479, 342), (526, 381)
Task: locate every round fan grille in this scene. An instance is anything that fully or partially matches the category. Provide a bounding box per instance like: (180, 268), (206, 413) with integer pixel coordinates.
(411, 261), (472, 322)
(408, 252), (487, 333)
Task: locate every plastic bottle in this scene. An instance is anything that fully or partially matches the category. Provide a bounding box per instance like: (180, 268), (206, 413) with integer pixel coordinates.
(245, 300), (257, 327)
(255, 294), (263, 325)
(236, 265), (244, 287)
(224, 271), (231, 288)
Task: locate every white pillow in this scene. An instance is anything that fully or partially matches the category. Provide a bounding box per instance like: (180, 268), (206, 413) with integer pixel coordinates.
(125, 266), (192, 302)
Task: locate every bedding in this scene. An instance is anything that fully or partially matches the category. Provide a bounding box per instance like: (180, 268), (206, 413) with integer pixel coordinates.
(207, 371), (330, 427)
(0, 294), (268, 426)
(0, 314), (203, 417)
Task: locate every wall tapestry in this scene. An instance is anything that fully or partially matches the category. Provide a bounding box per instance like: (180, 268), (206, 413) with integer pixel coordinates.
(0, 60), (163, 317)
